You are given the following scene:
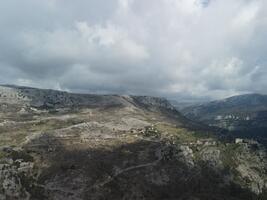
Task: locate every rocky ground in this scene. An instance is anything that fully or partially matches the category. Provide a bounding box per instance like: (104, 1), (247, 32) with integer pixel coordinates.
(0, 85), (267, 200)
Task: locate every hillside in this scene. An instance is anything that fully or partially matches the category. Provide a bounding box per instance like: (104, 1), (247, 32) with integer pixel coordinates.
(180, 94), (267, 142)
(0, 86), (266, 200)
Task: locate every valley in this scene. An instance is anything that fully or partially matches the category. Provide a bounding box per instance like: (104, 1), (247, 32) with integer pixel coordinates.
(179, 94), (267, 146)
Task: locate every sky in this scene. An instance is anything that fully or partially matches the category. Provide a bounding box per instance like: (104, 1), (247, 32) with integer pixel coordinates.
(0, 0), (267, 100)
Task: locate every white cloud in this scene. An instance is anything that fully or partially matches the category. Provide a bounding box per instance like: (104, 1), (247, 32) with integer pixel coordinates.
(232, 2), (259, 27)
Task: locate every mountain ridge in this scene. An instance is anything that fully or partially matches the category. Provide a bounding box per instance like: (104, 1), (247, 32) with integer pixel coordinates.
(0, 84), (176, 111)
(179, 93), (267, 141)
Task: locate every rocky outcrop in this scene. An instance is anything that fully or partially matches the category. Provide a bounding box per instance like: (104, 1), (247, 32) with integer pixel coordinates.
(132, 96), (176, 111)
(234, 143), (267, 194)
(0, 156), (34, 200)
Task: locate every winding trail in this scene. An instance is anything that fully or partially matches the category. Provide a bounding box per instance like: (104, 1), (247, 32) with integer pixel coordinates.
(96, 161), (160, 189)
(90, 148), (164, 190)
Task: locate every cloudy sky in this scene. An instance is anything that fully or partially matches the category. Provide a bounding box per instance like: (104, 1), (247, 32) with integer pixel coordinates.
(0, 0), (266, 100)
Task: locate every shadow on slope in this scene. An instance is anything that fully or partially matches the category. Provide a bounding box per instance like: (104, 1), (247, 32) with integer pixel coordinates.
(22, 134), (261, 200)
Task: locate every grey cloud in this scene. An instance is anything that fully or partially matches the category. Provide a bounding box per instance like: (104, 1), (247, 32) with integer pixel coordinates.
(0, 0), (267, 100)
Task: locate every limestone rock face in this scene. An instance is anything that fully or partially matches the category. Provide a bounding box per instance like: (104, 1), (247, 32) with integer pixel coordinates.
(200, 147), (222, 168)
(132, 96), (176, 111)
(0, 158), (34, 200)
(234, 144), (267, 194)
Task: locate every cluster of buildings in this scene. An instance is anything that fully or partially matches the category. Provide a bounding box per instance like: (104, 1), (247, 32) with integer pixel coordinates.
(215, 115), (251, 121)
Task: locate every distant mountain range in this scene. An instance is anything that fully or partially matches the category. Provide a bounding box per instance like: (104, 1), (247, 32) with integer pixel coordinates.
(179, 93), (267, 141)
